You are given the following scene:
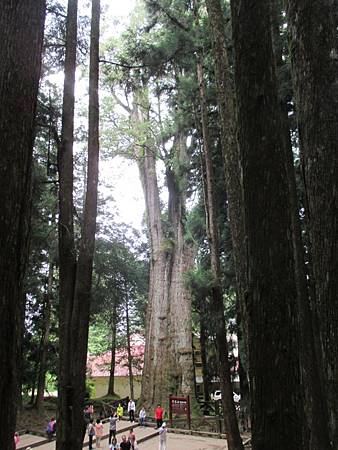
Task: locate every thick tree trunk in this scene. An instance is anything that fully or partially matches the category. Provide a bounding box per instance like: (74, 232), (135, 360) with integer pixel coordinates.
(126, 297), (134, 399)
(107, 312), (117, 396)
(0, 2), (45, 448)
(286, 1), (338, 446)
(57, 1), (100, 448)
(57, 0), (78, 447)
(271, 3), (331, 448)
(133, 88), (195, 410)
(196, 55), (243, 450)
(204, 0), (247, 333)
(166, 135), (195, 399)
(137, 137), (170, 408)
(230, 0), (303, 448)
(35, 258), (54, 410)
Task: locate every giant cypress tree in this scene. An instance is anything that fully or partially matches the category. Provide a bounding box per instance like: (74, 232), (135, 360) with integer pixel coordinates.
(286, 1), (338, 447)
(230, 0), (303, 448)
(0, 2), (46, 448)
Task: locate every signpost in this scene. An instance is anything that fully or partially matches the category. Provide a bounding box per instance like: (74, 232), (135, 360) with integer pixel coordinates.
(169, 395), (191, 429)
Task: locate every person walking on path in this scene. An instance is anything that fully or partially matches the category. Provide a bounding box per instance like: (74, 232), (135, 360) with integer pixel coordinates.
(128, 428), (137, 450)
(139, 406), (146, 427)
(128, 398), (136, 422)
(120, 435), (131, 450)
(95, 418), (104, 448)
(158, 422), (167, 450)
(46, 417), (56, 440)
(109, 410), (118, 444)
(87, 418), (95, 450)
(155, 404), (164, 428)
(110, 436), (120, 449)
(117, 402), (124, 419)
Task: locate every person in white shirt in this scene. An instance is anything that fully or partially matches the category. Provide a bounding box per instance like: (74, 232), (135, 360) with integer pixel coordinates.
(139, 406), (146, 427)
(128, 398), (136, 422)
(158, 422), (167, 450)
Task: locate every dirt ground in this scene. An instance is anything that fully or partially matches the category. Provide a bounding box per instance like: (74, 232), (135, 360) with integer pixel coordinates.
(16, 402), (57, 433)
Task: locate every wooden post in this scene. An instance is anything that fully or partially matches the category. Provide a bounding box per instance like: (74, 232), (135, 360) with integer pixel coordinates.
(187, 395), (191, 430)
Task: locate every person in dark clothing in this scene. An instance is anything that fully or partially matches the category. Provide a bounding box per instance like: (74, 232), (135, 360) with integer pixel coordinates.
(120, 435), (131, 450)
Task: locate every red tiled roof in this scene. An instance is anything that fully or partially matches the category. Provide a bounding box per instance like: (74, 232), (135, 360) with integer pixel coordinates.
(87, 335), (145, 377)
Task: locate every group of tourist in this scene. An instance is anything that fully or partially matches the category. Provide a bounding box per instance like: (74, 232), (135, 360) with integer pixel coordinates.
(14, 400), (168, 450)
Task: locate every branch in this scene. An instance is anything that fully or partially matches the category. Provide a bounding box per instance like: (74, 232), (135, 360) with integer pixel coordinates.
(99, 59), (145, 69)
(156, 3), (190, 32)
(111, 91), (132, 114)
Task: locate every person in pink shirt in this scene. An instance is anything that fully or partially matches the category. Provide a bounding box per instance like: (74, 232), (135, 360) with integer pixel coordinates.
(95, 418), (104, 448)
(14, 432), (20, 449)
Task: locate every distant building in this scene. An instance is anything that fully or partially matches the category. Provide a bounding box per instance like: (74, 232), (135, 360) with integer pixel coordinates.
(86, 335), (144, 399)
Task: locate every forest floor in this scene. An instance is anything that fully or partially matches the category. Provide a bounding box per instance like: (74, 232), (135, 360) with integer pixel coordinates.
(17, 402), (57, 433)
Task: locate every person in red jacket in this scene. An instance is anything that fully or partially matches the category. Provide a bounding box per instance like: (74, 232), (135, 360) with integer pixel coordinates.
(155, 404), (164, 429)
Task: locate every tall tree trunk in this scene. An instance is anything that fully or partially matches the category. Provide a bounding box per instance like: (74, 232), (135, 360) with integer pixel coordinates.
(125, 296), (134, 400)
(57, 1), (100, 448)
(271, 3), (331, 448)
(0, 2), (45, 448)
(70, 1), (100, 447)
(196, 54), (243, 450)
(286, 0), (338, 446)
(35, 257), (54, 410)
(133, 87), (195, 410)
(107, 310), (117, 396)
(136, 107), (169, 407)
(57, 0), (78, 446)
(166, 134), (195, 399)
(230, 0), (303, 448)
(204, 0), (247, 336)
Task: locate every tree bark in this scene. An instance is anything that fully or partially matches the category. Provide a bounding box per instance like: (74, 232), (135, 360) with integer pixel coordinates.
(0, 1), (45, 448)
(286, 0), (338, 446)
(195, 54), (243, 450)
(270, 3), (331, 448)
(230, 0), (303, 448)
(204, 0), (247, 335)
(35, 257), (54, 410)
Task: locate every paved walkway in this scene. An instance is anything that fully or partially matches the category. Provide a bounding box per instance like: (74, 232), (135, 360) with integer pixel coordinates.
(17, 421), (244, 450)
(138, 433), (228, 450)
(17, 420), (142, 449)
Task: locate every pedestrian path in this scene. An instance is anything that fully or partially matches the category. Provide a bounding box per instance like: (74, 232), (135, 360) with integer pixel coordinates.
(17, 421), (156, 449)
(17, 421), (248, 450)
(138, 432), (229, 450)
